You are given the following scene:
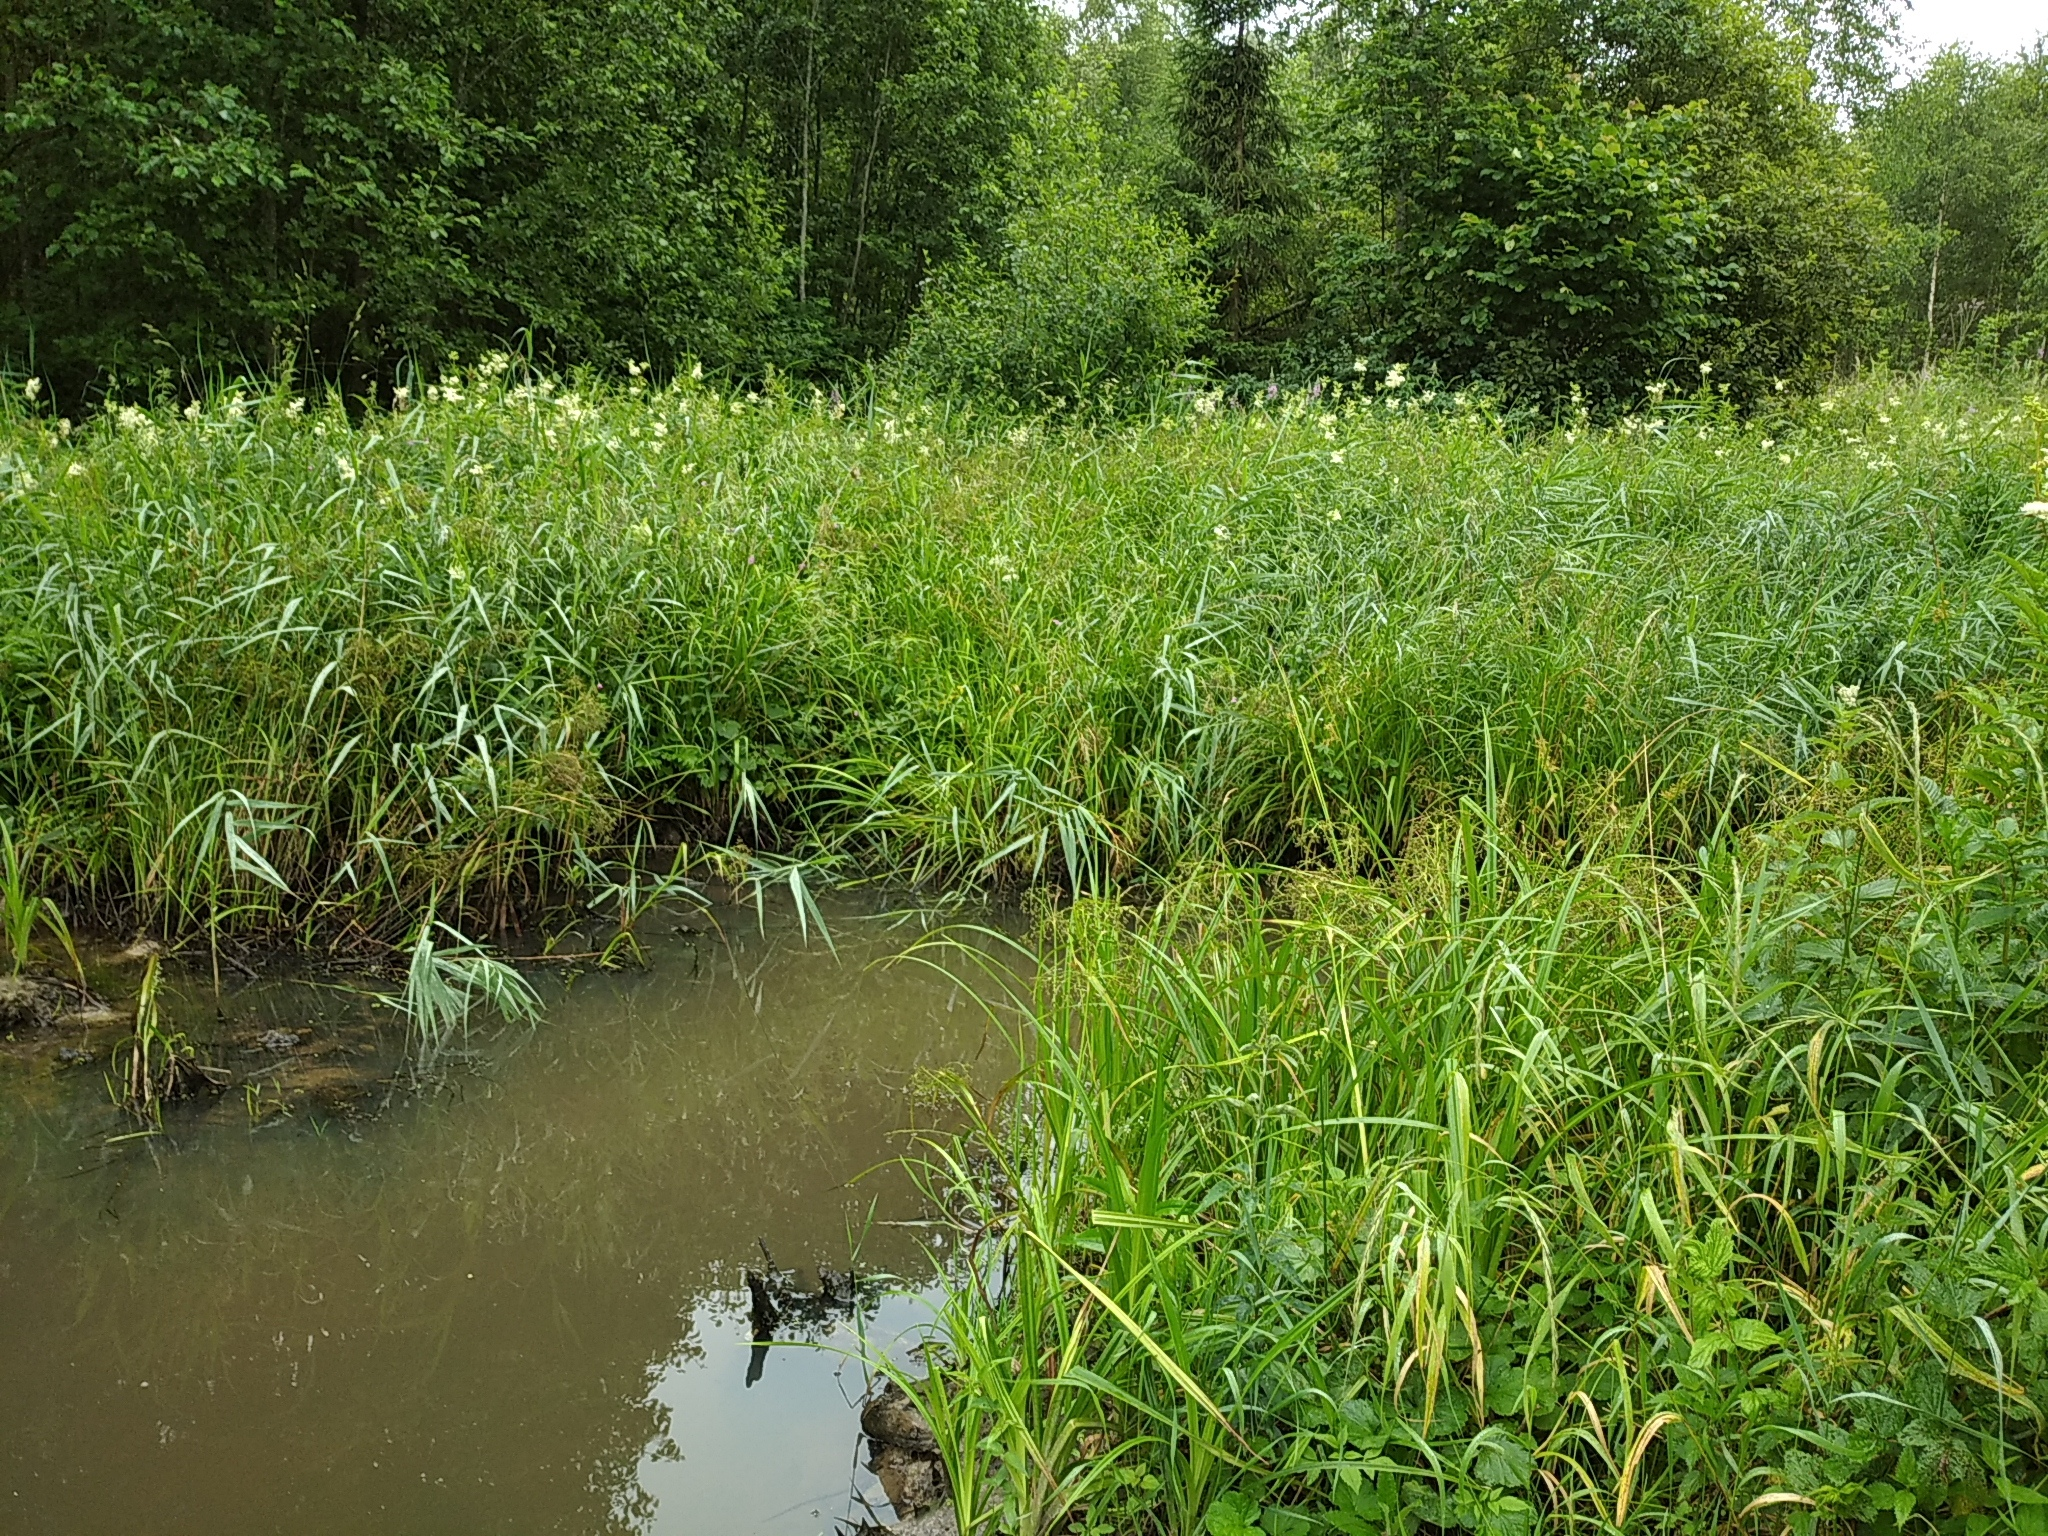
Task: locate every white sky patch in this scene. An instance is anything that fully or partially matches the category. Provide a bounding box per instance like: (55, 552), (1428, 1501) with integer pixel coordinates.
(1895, 0), (2043, 62)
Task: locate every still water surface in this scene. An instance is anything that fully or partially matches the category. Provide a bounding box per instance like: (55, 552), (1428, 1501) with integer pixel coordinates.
(0, 899), (1017, 1533)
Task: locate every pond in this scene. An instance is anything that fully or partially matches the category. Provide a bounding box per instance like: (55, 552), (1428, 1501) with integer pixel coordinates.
(0, 897), (1021, 1534)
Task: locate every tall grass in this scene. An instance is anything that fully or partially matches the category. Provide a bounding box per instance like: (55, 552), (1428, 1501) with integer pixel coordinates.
(907, 624), (2048, 1534)
(0, 364), (2039, 939)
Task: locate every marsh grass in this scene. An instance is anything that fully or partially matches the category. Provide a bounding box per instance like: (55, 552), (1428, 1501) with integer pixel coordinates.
(0, 366), (2040, 944)
(109, 953), (220, 1120)
(7, 360), (2048, 1529)
(389, 903), (543, 1064)
(902, 647), (2048, 1534)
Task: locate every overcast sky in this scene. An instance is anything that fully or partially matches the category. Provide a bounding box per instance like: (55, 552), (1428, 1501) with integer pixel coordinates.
(1896, 0), (2044, 62)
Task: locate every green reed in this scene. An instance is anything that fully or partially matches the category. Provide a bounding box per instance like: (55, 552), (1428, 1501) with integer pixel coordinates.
(902, 604), (2048, 1535)
(0, 365), (2040, 940)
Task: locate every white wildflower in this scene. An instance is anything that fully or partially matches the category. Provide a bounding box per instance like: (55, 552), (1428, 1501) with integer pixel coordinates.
(67, 461), (87, 478)
(1383, 363), (1408, 390)
(2022, 501), (2048, 519)
(116, 405), (150, 432)
(22, 377), (41, 402)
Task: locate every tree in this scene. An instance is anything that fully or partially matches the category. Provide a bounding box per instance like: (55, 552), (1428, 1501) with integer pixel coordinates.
(1313, 0), (1889, 403)
(1860, 47), (2048, 365)
(1176, 0), (1308, 371)
(898, 99), (1207, 404)
(0, 0), (1048, 396)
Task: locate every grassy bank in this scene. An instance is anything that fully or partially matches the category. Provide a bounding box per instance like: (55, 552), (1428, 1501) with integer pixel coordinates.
(912, 649), (2048, 1533)
(5, 365), (2048, 1529)
(0, 366), (2041, 942)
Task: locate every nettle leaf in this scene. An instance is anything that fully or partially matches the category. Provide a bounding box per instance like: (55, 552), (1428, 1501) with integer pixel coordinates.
(1205, 1490), (1263, 1536)
(1727, 1317), (1782, 1352)
(1469, 1427), (1536, 1488)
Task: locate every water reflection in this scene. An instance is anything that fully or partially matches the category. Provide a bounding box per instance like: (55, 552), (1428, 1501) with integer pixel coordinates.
(0, 898), (1018, 1533)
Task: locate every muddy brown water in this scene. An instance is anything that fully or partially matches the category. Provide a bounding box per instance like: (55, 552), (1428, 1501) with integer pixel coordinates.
(0, 897), (1022, 1534)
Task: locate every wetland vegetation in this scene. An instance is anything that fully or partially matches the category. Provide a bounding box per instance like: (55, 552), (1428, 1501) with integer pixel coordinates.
(2, 365), (2047, 1534)
(7, 0), (2048, 1527)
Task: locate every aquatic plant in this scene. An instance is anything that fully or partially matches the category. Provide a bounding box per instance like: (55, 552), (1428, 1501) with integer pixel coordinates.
(389, 905), (542, 1063)
(109, 955), (219, 1121)
(907, 606), (2048, 1534)
(0, 364), (2038, 943)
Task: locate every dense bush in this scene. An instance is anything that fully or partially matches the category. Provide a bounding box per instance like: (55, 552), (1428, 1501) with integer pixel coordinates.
(1308, 0), (1894, 403)
(0, 0), (1045, 396)
(1321, 84), (1717, 407)
(897, 149), (1208, 405)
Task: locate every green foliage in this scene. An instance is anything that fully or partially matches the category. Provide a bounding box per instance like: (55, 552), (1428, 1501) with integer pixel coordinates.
(1319, 0), (1891, 404)
(390, 907), (541, 1064)
(1862, 47), (2048, 367)
(1329, 77), (1718, 407)
(0, 364), (2037, 938)
(0, 0), (1046, 393)
(898, 110), (1207, 405)
(907, 637), (2048, 1532)
(1175, 0), (1307, 369)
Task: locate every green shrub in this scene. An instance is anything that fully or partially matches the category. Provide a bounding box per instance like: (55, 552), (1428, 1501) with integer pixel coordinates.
(897, 155), (1207, 406)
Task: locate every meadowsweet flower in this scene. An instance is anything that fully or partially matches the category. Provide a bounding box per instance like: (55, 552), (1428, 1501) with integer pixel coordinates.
(1327, 509), (1342, 522)
(57, 418), (71, 438)
(1331, 451), (1344, 465)
(67, 461), (87, 478)
(1761, 438), (1775, 450)
(184, 400), (203, 420)
(1646, 381), (1668, 403)
(1213, 525), (1229, 540)
(393, 385), (411, 410)
(1351, 357), (1368, 373)
(22, 377), (41, 402)
(1698, 361), (1713, 377)
(335, 454), (357, 484)
(1774, 378), (1787, 392)
(1779, 453), (1792, 464)
(690, 362), (703, 381)
(449, 565), (468, 586)
(1836, 683), (1860, 708)
(1383, 363), (1408, 391)
(2022, 501), (2048, 519)
(116, 405), (150, 432)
